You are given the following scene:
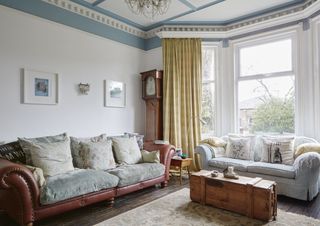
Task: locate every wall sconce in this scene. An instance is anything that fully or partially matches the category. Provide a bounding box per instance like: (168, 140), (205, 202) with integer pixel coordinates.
(79, 83), (90, 95)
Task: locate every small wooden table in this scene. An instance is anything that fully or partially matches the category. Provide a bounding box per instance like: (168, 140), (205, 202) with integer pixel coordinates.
(170, 158), (192, 185)
(190, 170), (277, 221)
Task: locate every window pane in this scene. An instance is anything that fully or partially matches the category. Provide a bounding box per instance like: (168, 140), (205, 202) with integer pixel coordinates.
(240, 39), (292, 76)
(238, 76), (295, 135)
(201, 82), (215, 138)
(202, 47), (215, 81)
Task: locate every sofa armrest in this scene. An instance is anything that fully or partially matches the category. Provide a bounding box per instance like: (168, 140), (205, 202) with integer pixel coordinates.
(0, 158), (40, 225)
(143, 142), (175, 181)
(293, 152), (320, 184)
(195, 145), (213, 170)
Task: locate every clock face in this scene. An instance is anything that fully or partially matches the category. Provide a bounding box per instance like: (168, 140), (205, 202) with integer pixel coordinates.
(146, 76), (156, 96)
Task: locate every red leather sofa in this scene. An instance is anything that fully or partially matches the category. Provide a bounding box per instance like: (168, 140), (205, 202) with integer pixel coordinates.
(0, 141), (174, 226)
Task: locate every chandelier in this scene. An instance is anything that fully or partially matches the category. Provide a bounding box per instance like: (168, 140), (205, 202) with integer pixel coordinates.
(125, 0), (171, 18)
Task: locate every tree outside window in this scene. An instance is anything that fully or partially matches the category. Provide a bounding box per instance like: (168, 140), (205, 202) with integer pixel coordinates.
(237, 39), (295, 135)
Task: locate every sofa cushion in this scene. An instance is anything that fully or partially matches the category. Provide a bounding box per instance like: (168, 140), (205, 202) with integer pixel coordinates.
(79, 140), (116, 170)
(226, 137), (251, 160)
(25, 165), (46, 187)
(0, 141), (26, 164)
(40, 169), (119, 205)
(295, 143), (320, 159)
(19, 135), (74, 177)
(208, 157), (253, 172)
(247, 162), (295, 179)
(124, 132), (144, 150)
(19, 133), (67, 165)
(112, 137), (142, 164)
(200, 137), (227, 148)
(261, 137), (294, 165)
(107, 163), (165, 187)
(141, 150), (160, 163)
(70, 134), (107, 168)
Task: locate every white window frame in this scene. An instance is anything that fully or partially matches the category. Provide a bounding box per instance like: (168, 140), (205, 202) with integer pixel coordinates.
(233, 30), (298, 134)
(312, 16), (320, 140)
(201, 42), (220, 138)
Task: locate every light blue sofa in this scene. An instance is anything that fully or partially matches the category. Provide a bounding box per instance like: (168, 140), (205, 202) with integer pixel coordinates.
(195, 136), (320, 201)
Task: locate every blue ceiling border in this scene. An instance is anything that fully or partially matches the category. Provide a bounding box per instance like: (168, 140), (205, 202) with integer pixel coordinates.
(0, 0), (146, 50)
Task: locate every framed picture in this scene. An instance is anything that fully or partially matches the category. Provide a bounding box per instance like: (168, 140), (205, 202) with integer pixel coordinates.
(104, 80), (126, 108)
(23, 69), (58, 105)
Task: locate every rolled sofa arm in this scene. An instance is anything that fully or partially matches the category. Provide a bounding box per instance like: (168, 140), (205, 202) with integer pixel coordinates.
(143, 142), (175, 181)
(0, 158), (40, 226)
(195, 145), (213, 170)
(294, 152), (320, 184)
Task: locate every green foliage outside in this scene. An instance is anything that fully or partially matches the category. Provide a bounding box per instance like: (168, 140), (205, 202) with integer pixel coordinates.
(251, 80), (295, 134)
(201, 84), (214, 134)
(201, 49), (215, 135)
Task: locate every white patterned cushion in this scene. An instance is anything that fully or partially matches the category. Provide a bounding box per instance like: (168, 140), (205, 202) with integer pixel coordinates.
(112, 137), (142, 164)
(70, 134), (107, 168)
(226, 137), (251, 160)
(79, 140), (116, 170)
(261, 137), (295, 165)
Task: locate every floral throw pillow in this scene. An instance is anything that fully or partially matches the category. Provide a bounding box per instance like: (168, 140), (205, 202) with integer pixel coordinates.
(261, 138), (294, 165)
(226, 137), (251, 160)
(79, 139), (116, 170)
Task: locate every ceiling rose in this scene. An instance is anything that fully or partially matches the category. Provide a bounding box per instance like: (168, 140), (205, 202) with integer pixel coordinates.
(125, 0), (171, 18)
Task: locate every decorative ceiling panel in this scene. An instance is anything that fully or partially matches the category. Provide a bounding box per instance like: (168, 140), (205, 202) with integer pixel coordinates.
(98, 0), (190, 27)
(173, 0), (296, 22)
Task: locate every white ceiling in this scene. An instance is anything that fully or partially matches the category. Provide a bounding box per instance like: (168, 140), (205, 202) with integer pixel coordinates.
(80, 0), (303, 29)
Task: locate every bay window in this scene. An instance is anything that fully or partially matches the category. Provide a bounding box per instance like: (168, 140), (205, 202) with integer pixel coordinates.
(235, 37), (295, 135)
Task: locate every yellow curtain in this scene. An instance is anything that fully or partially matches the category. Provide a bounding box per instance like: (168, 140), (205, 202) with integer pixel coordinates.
(162, 38), (202, 169)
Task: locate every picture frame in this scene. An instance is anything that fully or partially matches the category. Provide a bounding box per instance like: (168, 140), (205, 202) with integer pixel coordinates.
(104, 80), (126, 108)
(23, 69), (59, 105)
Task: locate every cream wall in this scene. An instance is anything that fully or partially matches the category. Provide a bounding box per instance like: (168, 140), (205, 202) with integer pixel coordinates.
(0, 6), (146, 142)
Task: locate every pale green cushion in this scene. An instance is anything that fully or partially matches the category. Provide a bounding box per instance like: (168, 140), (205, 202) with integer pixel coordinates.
(19, 135), (74, 177)
(70, 134), (107, 168)
(79, 140), (116, 170)
(141, 150), (160, 163)
(107, 163), (165, 187)
(19, 133), (67, 165)
(40, 169), (119, 205)
(112, 137), (142, 164)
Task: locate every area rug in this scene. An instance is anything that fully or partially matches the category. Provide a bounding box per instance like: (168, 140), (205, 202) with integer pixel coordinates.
(95, 188), (319, 226)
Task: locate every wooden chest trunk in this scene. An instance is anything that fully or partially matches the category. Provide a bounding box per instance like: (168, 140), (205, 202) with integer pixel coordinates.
(190, 170), (277, 221)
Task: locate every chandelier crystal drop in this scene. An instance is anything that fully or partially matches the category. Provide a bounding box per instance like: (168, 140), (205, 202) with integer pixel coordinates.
(125, 0), (171, 18)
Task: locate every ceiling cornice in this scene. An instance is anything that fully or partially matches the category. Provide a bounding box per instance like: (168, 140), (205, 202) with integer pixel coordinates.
(0, 0), (319, 51)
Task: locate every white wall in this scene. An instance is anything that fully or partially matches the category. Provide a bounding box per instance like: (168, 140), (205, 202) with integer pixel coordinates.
(143, 47), (162, 71)
(0, 6), (146, 142)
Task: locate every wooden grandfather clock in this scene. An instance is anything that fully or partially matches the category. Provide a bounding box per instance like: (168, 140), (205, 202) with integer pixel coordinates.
(141, 69), (163, 141)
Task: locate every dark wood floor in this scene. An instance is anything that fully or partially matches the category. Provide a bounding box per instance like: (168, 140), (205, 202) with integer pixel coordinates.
(1, 176), (320, 226)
